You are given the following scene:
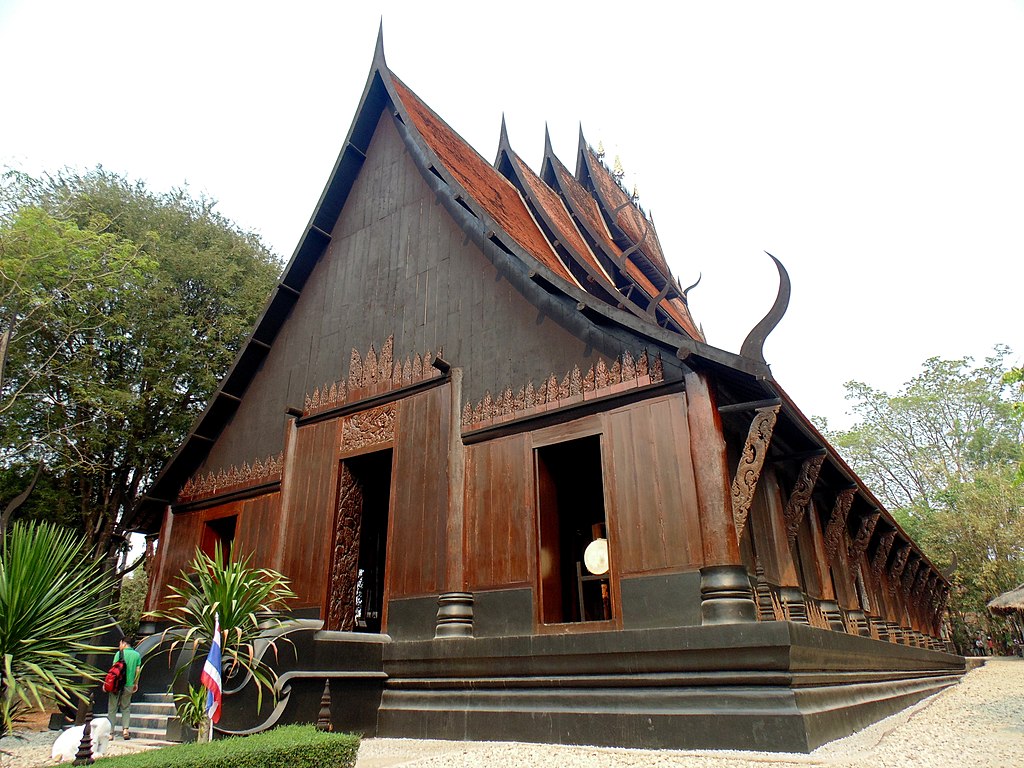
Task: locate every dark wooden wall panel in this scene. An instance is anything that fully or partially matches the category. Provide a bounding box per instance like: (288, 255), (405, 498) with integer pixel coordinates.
(605, 396), (702, 575)
(464, 434), (533, 590)
(199, 109), (623, 478)
(387, 386), (449, 599)
(235, 492), (282, 568)
(277, 419), (341, 609)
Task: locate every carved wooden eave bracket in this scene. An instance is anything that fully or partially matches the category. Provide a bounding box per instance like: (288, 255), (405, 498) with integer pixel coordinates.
(783, 454), (825, 543)
(848, 511), (881, 563)
(461, 349), (663, 431)
(889, 543), (912, 596)
(823, 488), (857, 560)
(870, 530), (897, 586)
(730, 404), (781, 540)
(739, 253), (791, 367)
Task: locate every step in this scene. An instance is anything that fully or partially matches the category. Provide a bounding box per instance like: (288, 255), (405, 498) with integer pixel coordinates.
(132, 708), (176, 720)
(124, 727), (168, 741)
(139, 693), (174, 704)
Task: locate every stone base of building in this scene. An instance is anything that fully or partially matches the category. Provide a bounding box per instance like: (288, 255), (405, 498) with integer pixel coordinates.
(376, 621), (962, 752)
(155, 619), (963, 753)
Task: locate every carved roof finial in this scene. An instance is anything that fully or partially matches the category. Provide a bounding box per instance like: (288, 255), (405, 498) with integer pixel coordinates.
(596, 140), (606, 160)
(612, 155), (624, 180)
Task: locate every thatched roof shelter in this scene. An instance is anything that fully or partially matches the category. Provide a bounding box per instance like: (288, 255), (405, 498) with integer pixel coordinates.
(987, 583), (1024, 616)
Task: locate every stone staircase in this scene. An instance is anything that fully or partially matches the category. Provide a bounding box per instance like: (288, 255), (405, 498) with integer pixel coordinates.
(127, 692), (176, 740)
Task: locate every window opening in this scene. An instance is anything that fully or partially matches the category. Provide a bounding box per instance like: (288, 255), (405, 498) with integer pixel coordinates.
(536, 435), (611, 624)
(201, 515), (236, 562)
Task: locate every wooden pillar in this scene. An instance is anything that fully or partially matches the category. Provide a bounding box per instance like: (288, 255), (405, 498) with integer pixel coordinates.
(435, 369), (473, 638)
(804, 501), (844, 631)
(683, 369), (755, 624)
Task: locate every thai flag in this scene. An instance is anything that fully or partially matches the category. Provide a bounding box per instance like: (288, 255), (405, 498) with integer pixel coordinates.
(200, 613), (223, 724)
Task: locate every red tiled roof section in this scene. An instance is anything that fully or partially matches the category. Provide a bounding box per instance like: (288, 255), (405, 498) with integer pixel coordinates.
(391, 77), (577, 286)
(553, 159), (703, 341)
(511, 154), (611, 283)
(585, 149), (673, 278)
(552, 158), (622, 259)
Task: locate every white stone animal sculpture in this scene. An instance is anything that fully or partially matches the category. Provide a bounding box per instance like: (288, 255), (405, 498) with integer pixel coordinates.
(51, 717), (112, 762)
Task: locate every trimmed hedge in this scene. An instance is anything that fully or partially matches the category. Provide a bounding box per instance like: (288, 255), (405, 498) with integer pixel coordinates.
(95, 724), (360, 768)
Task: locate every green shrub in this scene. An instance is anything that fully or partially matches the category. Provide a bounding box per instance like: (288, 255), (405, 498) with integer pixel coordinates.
(95, 724), (359, 768)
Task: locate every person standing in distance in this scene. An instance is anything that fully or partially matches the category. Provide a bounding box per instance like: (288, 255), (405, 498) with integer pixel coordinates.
(108, 636), (142, 739)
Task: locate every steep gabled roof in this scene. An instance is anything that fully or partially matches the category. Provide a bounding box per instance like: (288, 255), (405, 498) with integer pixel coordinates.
(139, 29), (771, 529)
(543, 140), (704, 340)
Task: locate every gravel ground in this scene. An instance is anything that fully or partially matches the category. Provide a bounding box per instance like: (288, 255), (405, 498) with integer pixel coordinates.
(3, 659), (1019, 766)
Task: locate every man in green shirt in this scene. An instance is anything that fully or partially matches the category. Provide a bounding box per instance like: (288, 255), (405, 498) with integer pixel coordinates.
(108, 636), (142, 739)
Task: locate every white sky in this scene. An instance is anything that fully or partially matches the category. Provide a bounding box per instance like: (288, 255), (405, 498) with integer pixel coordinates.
(1, 0), (1021, 429)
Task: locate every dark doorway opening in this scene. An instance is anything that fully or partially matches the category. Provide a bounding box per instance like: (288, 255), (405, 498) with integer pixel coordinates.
(327, 449), (392, 633)
(536, 435), (611, 624)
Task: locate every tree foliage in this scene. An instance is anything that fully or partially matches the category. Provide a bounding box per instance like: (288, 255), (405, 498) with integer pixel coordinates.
(0, 521), (115, 736)
(825, 347), (1024, 648)
(0, 168), (280, 573)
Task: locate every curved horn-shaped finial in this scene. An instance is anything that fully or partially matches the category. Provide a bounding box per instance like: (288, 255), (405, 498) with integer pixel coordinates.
(739, 252), (791, 365)
(681, 273), (701, 304)
(941, 551), (958, 580)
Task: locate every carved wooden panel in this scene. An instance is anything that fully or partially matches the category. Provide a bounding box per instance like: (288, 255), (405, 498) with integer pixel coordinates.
(783, 454), (824, 542)
(326, 463), (363, 632)
(178, 453), (283, 504)
(823, 488), (856, 560)
(461, 349), (663, 430)
(340, 403), (397, 452)
(870, 530), (897, 585)
(901, 557), (922, 597)
(304, 335), (444, 416)
(848, 511), (880, 563)
(731, 405), (780, 540)
(889, 544), (911, 595)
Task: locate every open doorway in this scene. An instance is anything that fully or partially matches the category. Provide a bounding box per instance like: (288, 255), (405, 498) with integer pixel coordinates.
(536, 435), (612, 624)
(327, 449), (392, 633)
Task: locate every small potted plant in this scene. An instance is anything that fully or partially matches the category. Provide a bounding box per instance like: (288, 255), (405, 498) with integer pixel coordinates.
(169, 684), (206, 743)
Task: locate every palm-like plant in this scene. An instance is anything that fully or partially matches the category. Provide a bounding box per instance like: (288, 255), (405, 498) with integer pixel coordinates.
(152, 545), (296, 710)
(0, 521), (115, 736)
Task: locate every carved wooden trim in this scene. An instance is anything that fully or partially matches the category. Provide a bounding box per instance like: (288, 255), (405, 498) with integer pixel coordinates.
(304, 335), (444, 416)
(783, 454), (825, 542)
(901, 557), (922, 597)
(326, 464), (362, 632)
(823, 488), (856, 560)
(848, 511), (880, 563)
(340, 404), (397, 452)
(731, 405), (780, 540)
(178, 453), (283, 503)
(889, 544), (911, 595)
(913, 569), (935, 610)
(461, 349), (663, 430)
(870, 530), (897, 585)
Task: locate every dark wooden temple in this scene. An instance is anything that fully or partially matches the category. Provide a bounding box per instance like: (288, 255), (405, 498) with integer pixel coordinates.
(139, 31), (964, 752)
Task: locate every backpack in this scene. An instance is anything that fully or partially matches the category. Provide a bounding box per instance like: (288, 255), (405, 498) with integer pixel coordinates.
(102, 651), (127, 694)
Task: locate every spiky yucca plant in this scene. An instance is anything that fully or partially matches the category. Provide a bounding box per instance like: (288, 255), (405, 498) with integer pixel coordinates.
(152, 545), (296, 710)
(0, 521), (115, 736)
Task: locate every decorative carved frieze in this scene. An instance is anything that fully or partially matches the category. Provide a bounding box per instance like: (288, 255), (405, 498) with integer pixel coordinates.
(305, 335), (444, 416)
(889, 544), (911, 595)
(783, 454), (825, 542)
(848, 511), (880, 563)
(461, 349), (663, 430)
(340, 404), (397, 452)
(823, 488), (856, 560)
(870, 530), (897, 585)
(916, 571), (938, 610)
(326, 464), (362, 632)
(178, 453), (283, 504)
(730, 405), (780, 540)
